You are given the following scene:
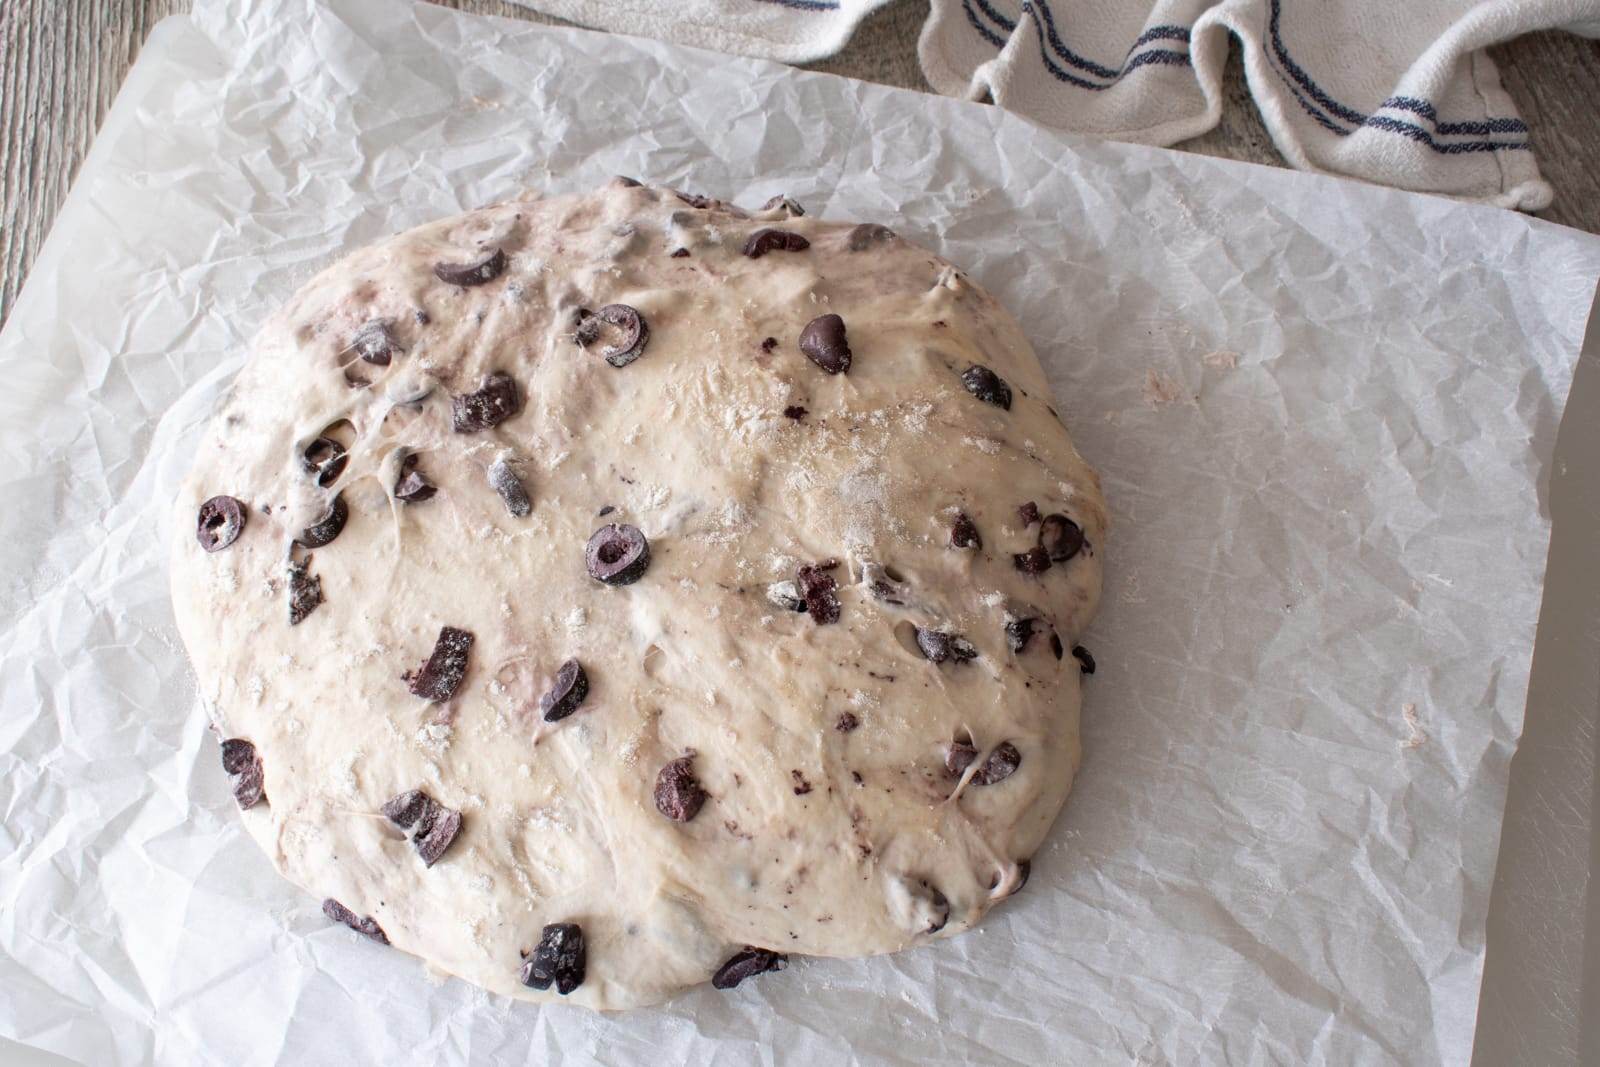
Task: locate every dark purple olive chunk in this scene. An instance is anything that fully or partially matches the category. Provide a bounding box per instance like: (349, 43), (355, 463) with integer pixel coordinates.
(782, 405), (807, 421)
(353, 320), (401, 366)
(948, 512), (981, 550)
(220, 738), (265, 809)
(1017, 501), (1040, 527)
(573, 304), (650, 368)
(197, 495), (247, 552)
(1004, 616), (1037, 653)
(405, 626), (474, 702)
(301, 437), (349, 488)
(323, 899), (389, 944)
(675, 191), (712, 209)
(295, 493), (348, 548)
(670, 247), (690, 258)
(835, 712), (860, 733)
(1039, 514), (1085, 562)
(540, 658), (589, 722)
(382, 789), (463, 867)
(1013, 546), (1051, 575)
(654, 754), (707, 822)
(1050, 633), (1065, 660)
(586, 523), (650, 585)
(521, 922), (585, 995)
(796, 560), (841, 624)
(287, 557), (323, 626)
(846, 223), (895, 251)
(761, 195), (805, 217)
(799, 314), (851, 375)
(394, 454), (437, 503)
(1072, 645), (1096, 674)
(742, 229), (811, 258)
(961, 364), (1012, 409)
(452, 371), (522, 433)
(915, 628), (977, 664)
(711, 947), (787, 990)
(947, 740), (1021, 786)
(433, 248), (507, 287)
(488, 457), (531, 517)
(611, 175), (642, 188)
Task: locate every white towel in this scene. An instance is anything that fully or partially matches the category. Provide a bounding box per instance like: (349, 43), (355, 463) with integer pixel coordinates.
(508, 0), (1600, 211)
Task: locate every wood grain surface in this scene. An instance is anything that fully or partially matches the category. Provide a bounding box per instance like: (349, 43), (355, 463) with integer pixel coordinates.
(2, 0), (1598, 328)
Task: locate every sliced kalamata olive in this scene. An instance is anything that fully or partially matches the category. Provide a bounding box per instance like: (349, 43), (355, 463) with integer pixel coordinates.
(295, 494), (348, 548)
(452, 371), (522, 432)
(1017, 501), (1040, 527)
(948, 512), (981, 550)
(846, 223), (895, 251)
(382, 789), (462, 867)
(353, 320), (401, 365)
(761, 337), (778, 353)
(433, 248), (507, 287)
(301, 438), (348, 488)
(675, 191), (712, 209)
(488, 456), (531, 517)
(862, 562), (908, 605)
(835, 712), (860, 733)
(1072, 645), (1096, 674)
(947, 740), (1021, 785)
(1004, 616), (1037, 653)
(585, 523), (650, 585)
(742, 229), (810, 258)
(572, 308), (603, 347)
(220, 738), (265, 809)
(799, 314), (851, 375)
(761, 195), (805, 217)
(1050, 633), (1065, 660)
(1039, 514), (1084, 562)
(323, 899), (389, 944)
(654, 754), (707, 822)
(540, 658), (589, 722)
(394, 454), (436, 503)
(670, 247), (690, 258)
(582, 304), (650, 368)
(796, 560), (841, 624)
(782, 404), (807, 420)
(405, 626), (473, 702)
(1013, 546), (1051, 575)
(915, 628), (977, 664)
(711, 947), (787, 990)
(197, 495), (247, 552)
(286, 558), (323, 625)
(521, 922), (585, 995)
(612, 175), (642, 188)
(961, 364), (1012, 409)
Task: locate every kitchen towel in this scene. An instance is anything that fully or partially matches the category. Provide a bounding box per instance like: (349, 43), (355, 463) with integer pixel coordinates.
(505, 0), (1600, 210)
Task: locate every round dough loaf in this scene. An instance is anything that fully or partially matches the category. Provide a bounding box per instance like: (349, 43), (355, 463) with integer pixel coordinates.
(169, 180), (1107, 1009)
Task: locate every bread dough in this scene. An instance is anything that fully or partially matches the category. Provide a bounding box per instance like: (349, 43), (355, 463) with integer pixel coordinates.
(169, 180), (1107, 1009)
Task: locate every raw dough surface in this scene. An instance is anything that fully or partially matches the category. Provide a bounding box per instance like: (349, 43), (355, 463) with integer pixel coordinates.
(169, 181), (1107, 1009)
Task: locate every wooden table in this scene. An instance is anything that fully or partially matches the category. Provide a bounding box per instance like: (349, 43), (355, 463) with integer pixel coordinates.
(3, 0), (1599, 327)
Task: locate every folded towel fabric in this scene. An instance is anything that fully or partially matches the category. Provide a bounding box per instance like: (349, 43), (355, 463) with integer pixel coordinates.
(507, 0), (1600, 210)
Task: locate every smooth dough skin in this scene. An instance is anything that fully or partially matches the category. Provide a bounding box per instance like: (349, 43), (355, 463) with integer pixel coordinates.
(169, 181), (1108, 1010)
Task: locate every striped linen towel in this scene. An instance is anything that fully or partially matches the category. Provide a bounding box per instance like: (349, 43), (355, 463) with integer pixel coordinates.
(510, 0), (1600, 211)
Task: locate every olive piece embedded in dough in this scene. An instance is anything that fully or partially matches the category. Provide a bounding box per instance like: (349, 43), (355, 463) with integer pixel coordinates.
(196, 495), (247, 552)
(798, 313), (852, 375)
(914, 627), (977, 664)
(961, 363), (1012, 410)
(711, 947), (787, 990)
(322, 898), (389, 944)
(846, 223), (895, 251)
(295, 493), (348, 549)
(451, 371), (522, 433)
(1072, 645), (1096, 675)
(351, 320), (401, 366)
(286, 557), (322, 626)
(585, 523), (650, 585)
(219, 738), (265, 809)
(742, 228), (810, 258)
(1039, 513), (1084, 562)
(432, 247), (507, 287)
(301, 437), (348, 487)
(404, 626), (474, 702)
(948, 511), (981, 550)
(539, 658), (589, 723)
(521, 922), (586, 995)
(1012, 545), (1051, 575)
(654, 754), (707, 822)
(393, 454), (436, 503)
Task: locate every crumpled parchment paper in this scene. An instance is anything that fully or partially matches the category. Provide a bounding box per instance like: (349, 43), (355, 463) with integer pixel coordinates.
(1, 0), (1598, 1063)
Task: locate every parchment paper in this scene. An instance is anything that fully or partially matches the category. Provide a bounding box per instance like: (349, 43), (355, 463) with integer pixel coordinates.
(2, 0), (1598, 1063)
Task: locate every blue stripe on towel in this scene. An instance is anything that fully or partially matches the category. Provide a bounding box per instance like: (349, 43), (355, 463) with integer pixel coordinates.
(755, 0), (839, 11)
(1266, 0), (1528, 151)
